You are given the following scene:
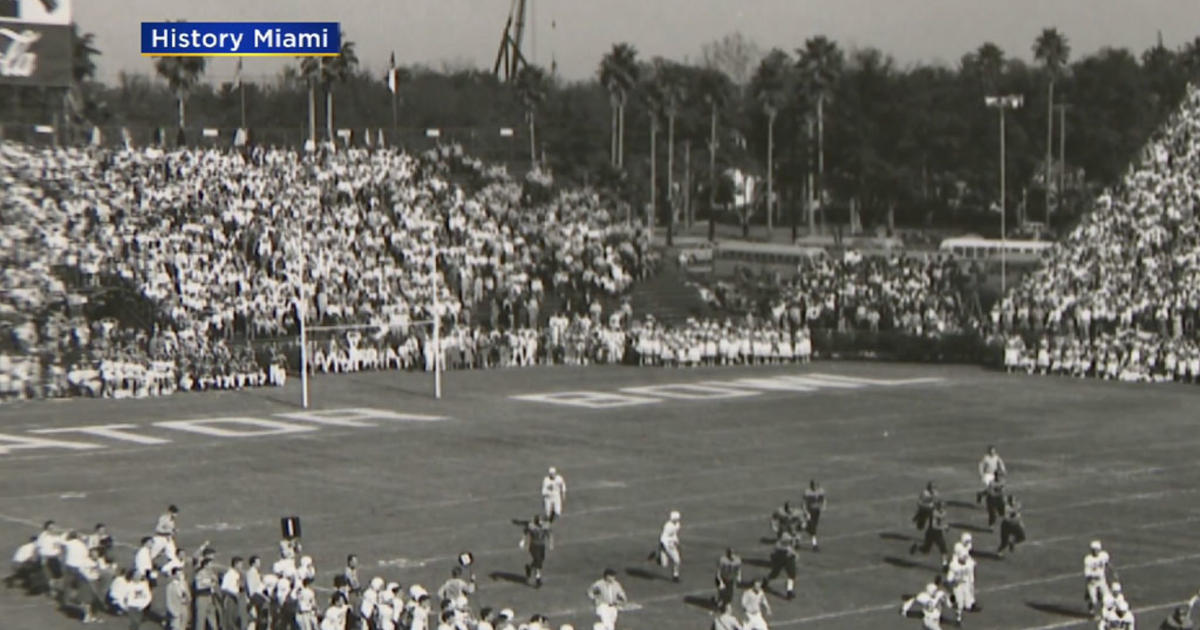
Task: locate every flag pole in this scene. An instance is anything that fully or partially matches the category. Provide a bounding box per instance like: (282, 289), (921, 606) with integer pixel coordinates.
(237, 57), (246, 130)
(388, 52), (398, 131)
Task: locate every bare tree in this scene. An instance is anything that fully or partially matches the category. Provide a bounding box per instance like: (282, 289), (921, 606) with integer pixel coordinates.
(701, 32), (762, 94)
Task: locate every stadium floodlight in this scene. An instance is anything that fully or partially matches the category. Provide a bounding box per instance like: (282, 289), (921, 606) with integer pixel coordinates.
(985, 94), (1024, 294)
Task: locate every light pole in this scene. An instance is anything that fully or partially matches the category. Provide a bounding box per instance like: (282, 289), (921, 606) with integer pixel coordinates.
(985, 94), (1023, 294)
(1055, 103), (1071, 222)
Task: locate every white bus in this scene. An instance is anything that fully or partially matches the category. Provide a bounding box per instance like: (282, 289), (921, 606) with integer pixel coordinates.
(712, 241), (828, 275)
(938, 237), (1053, 263)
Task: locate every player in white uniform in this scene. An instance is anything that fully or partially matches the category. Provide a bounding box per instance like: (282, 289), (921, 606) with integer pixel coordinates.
(1100, 599), (1135, 629)
(740, 580), (771, 630)
(975, 446), (1006, 503)
(587, 568), (627, 630)
(650, 511), (682, 582)
(1101, 582), (1129, 622)
(1084, 540), (1114, 617)
(901, 582), (949, 629)
(945, 544), (977, 623)
(542, 467), (567, 522)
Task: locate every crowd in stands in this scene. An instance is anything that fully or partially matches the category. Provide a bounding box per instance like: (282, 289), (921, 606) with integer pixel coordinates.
(8, 76), (1200, 402)
(0, 142), (658, 402)
(997, 84), (1200, 384)
(702, 253), (977, 338)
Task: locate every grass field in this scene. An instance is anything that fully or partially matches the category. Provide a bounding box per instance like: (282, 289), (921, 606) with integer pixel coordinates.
(2, 361), (1198, 629)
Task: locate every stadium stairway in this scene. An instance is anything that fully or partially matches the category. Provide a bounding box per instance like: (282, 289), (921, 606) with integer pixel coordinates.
(627, 259), (712, 323)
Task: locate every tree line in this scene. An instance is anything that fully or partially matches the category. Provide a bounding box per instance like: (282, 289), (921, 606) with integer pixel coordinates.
(5, 27), (1200, 238)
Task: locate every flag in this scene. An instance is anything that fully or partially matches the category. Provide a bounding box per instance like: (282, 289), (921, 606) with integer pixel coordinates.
(235, 57), (243, 88)
(387, 51), (397, 94)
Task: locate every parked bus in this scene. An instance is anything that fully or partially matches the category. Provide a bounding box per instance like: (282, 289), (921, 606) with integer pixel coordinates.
(938, 237), (1053, 263)
(711, 241), (828, 276)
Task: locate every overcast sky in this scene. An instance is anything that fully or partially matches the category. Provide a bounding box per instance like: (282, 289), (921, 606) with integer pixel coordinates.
(76, 0), (1200, 84)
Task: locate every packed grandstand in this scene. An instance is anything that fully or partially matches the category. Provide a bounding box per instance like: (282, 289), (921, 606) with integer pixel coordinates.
(4, 82), (1200, 402)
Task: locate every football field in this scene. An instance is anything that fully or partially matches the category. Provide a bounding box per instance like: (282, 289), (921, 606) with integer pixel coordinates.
(2, 361), (1198, 629)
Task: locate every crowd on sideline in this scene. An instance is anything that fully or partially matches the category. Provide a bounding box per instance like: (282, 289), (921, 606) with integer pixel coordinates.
(997, 84), (1200, 384)
(304, 316), (813, 374)
(6, 507), (575, 630)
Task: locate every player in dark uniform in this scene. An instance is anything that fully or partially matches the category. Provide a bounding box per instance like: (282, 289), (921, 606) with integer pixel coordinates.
(770, 502), (803, 541)
(913, 481), (938, 531)
(521, 515), (553, 588)
(713, 548), (742, 609)
(763, 530), (799, 599)
(997, 494), (1026, 556)
(984, 471), (1007, 529)
(910, 501), (951, 568)
(803, 480), (825, 551)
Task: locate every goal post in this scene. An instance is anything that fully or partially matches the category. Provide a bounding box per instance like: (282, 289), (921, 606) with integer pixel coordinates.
(295, 318), (442, 409)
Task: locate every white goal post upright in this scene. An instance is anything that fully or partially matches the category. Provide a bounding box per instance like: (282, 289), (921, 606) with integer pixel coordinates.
(432, 239), (442, 400)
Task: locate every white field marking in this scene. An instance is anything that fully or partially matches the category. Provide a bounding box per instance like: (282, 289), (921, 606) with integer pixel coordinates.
(721, 377), (818, 392)
(58, 492), (86, 499)
(0, 408), (444, 457)
(0, 511), (43, 527)
(510, 372), (945, 407)
(0, 432), (103, 454)
(30, 424), (172, 445)
(153, 417), (318, 438)
(621, 382), (763, 400)
(274, 408), (446, 427)
(194, 522), (245, 532)
(578, 480), (628, 489)
(720, 376), (865, 390)
(806, 373), (947, 386)
(376, 557), (426, 568)
(771, 552), (1200, 627)
(510, 390), (662, 409)
(1024, 600), (1185, 629)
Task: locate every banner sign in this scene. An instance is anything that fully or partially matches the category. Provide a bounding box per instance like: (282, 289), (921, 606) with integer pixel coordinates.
(0, 0), (73, 25)
(0, 0), (70, 86)
(141, 22), (340, 56)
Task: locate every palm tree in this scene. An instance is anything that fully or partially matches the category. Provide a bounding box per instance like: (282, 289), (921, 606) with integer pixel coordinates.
(754, 49), (793, 235)
(695, 68), (732, 240)
(1182, 37), (1200, 79)
(71, 25), (100, 83)
(299, 34), (359, 144)
(515, 65), (549, 167)
(153, 53), (206, 129)
(298, 57), (322, 145)
(600, 43), (639, 168)
(652, 60), (686, 246)
(970, 42), (1006, 93)
(796, 36), (843, 230)
(325, 37), (358, 141)
(1034, 28), (1070, 222)
(642, 74), (664, 235)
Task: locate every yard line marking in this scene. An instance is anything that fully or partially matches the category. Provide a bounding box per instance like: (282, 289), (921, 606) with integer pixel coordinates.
(1024, 600), (1185, 629)
(770, 552), (1200, 626)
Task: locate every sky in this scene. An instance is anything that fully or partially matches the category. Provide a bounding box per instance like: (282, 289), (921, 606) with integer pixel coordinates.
(75, 0), (1200, 85)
